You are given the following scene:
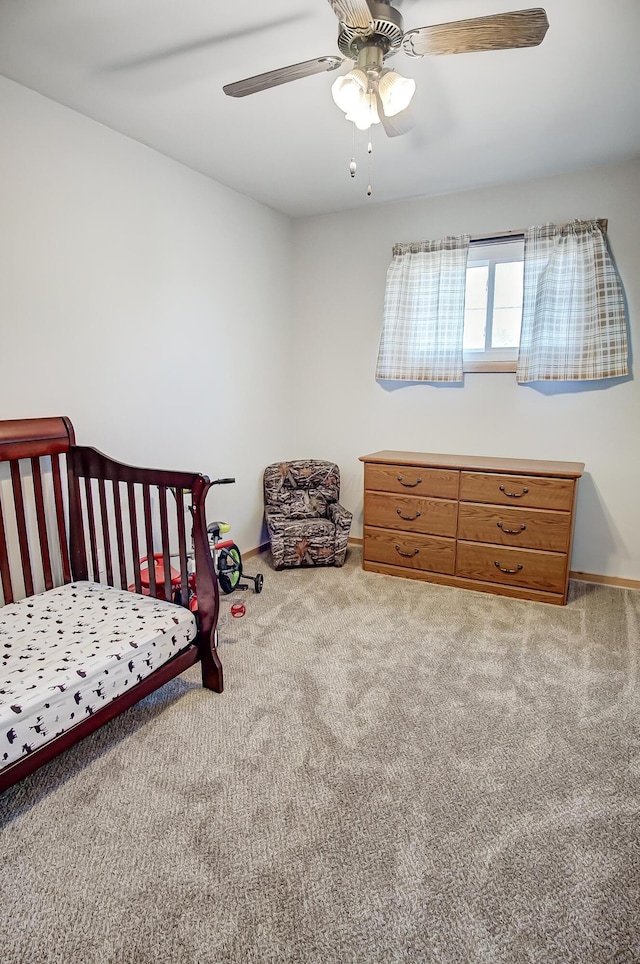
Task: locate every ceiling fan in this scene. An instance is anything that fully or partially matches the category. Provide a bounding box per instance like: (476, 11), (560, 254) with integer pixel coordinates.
(223, 1), (549, 137)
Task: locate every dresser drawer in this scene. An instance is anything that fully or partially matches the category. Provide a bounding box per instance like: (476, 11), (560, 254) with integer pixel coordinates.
(457, 503), (571, 552)
(460, 472), (575, 511)
(364, 526), (455, 575)
(456, 542), (567, 594)
(364, 491), (458, 538)
(365, 463), (459, 499)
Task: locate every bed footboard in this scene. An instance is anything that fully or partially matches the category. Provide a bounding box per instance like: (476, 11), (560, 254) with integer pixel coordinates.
(68, 443), (222, 692)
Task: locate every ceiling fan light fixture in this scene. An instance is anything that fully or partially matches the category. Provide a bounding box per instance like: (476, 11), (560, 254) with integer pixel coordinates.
(345, 90), (380, 130)
(331, 67), (368, 113)
(377, 68), (416, 117)
(332, 66), (383, 130)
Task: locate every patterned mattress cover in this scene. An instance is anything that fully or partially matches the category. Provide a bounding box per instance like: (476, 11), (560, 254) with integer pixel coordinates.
(1, 581), (197, 771)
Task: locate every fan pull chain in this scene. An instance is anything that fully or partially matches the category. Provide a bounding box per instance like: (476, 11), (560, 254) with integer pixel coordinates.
(349, 122), (357, 177)
(344, 123), (374, 195)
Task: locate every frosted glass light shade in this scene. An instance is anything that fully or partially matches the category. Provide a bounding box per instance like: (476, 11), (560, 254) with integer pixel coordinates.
(331, 68), (368, 112)
(377, 69), (416, 117)
(345, 91), (380, 130)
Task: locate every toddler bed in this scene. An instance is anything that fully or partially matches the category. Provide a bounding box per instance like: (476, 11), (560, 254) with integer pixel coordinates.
(0, 416), (222, 793)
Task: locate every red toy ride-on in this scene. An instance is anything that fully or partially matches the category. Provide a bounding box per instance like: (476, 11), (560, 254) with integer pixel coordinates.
(134, 477), (263, 609)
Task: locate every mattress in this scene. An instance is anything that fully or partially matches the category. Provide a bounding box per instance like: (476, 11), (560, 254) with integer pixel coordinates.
(0, 581), (197, 771)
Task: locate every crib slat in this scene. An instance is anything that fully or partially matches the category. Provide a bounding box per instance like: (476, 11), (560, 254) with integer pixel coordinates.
(98, 478), (113, 585)
(112, 482), (127, 589)
(84, 476), (100, 583)
(142, 483), (156, 597)
(51, 454), (71, 584)
(127, 482), (142, 594)
(67, 454), (88, 582)
(0, 498), (14, 604)
(158, 486), (172, 601)
(31, 457), (54, 591)
(176, 488), (189, 607)
(11, 461), (34, 598)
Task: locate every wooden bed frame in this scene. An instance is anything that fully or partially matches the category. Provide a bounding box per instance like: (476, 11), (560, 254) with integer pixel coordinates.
(0, 416), (222, 793)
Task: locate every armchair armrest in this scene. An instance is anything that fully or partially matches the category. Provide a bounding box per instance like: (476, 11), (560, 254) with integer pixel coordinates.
(327, 501), (352, 567)
(327, 501), (352, 530)
(264, 507), (286, 535)
(264, 507), (286, 570)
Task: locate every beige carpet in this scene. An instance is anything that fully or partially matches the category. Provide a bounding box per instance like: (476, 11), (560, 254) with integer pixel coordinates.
(1, 548), (639, 963)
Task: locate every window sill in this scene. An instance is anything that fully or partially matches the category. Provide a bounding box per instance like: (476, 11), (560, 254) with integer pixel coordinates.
(463, 359), (517, 373)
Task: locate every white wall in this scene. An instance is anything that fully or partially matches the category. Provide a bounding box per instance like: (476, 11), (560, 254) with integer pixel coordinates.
(291, 160), (640, 581)
(2, 72), (638, 580)
(0, 75), (293, 553)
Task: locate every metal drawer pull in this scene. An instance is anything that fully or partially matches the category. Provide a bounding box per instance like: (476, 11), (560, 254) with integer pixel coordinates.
(499, 484), (529, 498)
(397, 475), (422, 487)
(494, 561), (523, 574)
(395, 545), (419, 557)
(397, 508), (421, 521)
(497, 521), (526, 534)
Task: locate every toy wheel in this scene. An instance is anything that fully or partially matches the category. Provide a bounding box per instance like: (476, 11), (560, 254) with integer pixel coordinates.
(255, 573), (264, 594)
(217, 543), (242, 595)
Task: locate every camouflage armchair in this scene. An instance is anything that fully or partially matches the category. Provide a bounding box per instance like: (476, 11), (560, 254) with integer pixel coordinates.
(263, 460), (352, 570)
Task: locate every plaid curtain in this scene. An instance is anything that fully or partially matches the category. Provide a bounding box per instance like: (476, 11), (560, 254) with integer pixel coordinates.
(376, 235), (470, 382)
(517, 220), (628, 382)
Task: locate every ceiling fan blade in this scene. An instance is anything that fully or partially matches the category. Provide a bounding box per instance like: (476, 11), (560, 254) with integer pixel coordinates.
(223, 56), (344, 97)
(326, 0), (373, 29)
(375, 91), (415, 137)
(403, 8), (549, 58)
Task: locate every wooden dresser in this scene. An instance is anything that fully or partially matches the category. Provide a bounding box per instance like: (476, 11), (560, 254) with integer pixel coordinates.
(360, 451), (584, 605)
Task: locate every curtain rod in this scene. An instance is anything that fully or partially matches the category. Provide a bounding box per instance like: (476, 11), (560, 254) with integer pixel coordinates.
(470, 230), (523, 245)
(470, 219), (608, 245)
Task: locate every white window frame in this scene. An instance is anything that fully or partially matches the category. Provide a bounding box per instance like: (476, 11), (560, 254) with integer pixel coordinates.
(463, 237), (524, 374)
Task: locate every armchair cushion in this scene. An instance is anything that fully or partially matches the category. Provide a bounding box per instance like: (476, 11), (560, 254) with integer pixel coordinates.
(281, 490), (328, 520)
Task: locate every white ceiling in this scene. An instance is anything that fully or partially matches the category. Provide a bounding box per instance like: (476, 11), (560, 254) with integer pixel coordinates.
(1, 0), (639, 218)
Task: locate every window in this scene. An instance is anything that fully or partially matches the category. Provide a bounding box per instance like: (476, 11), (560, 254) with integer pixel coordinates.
(376, 220), (627, 383)
(463, 238), (524, 373)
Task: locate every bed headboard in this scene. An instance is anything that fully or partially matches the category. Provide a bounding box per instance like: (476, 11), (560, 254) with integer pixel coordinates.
(0, 416), (75, 461)
(0, 417), (76, 605)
